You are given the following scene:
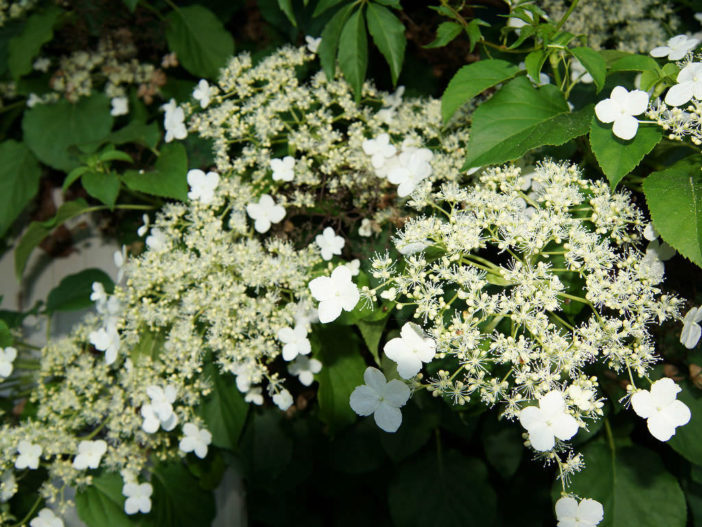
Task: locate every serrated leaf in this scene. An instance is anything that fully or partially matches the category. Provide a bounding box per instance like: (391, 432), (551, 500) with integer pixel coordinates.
(76, 472), (133, 527)
(82, 171), (120, 208)
(109, 120), (160, 149)
(366, 3), (405, 85)
(424, 21), (462, 49)
(8, 7), (62, 80)
(643, 157), (702, 267)
(589, 117), (661, 188)
(46, 268), (114, 314)
(463, 77), (593, 169)
(338, 8), (367, 100)
(165, 5), (234, 79)
(151, 463), (216, 527)
(0, 140), (41, 238)
(121, 143), (188, 200)
(318, 3), (355, 79)
(570, 46), (606, 92)
(277, 0), (297, 26)
(441, 59), (520, 123)
(199, 362), (249, 450)
(465, 18), (487, 52)
(609, 54), (660, 74)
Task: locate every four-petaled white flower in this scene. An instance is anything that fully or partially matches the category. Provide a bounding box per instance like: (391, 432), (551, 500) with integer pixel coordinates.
(73, 440), (107, 470)
(362, 133), (397, 169)
(30, 508), (64, 527)
(278, 324), (311, 361)
(193, 79), (213, 108)
(594, 86), (649, 140)
(631, 377), (691, 441)
(273, 389), (293, 410)
(15, 440), (42, 470)
(1, 471), (16, 502)
(187, 169), (220, 204)
(344, 259), (360, 276)
(89, 326), (120, 365)
(161, 99), (187, 142)
(245, 387), (264, 405)
(288, 355), (322, 386)
(305, 35), (321, 53)
(123, 481), (153, 515)
(270, 156), (296, 182)
(146, 228), (167, 251)
(146, 385), (177, 421)
(567, 385), (596, 412)
(315, 227), (345, 260)
(681, 306), (702, 349)
(555, 496), (604, 527)
(359, 218), (373, 237)
(650, 34), (699, 61)
(383, 322), (436, 379)
(308, 266), (360, 323)
(110, 96), (129, 116)
(518, 391), (579, 451)
(665, 62), (702, 107)
(246, 194), (286, 233)
(0, 347), (17, 378)
(349, 367), (410, 433)
(388, 147), (434, 197)
(179, 423), (212, 458)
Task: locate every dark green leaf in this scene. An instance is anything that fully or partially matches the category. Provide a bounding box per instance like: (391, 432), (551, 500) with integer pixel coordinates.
(424, 21), (462, 49)
(109, 120), (160, 149)
(366, 3), (405, 85)
(609, 54), (660, 74)
(524, 49), (547, 87)
(276, 0), (296, 26)
(570, 46), (606, 92)
(668, 381), (702, 463)
(0, 140), (41, 238)
(338, 8), (368, 100)
(46, 268), (114, 314)
(82, 171), (121, 208)
(356, 316), (388, 365)
(481, 414), (523, 478)
(199, 362), (249, 450)
(0, 320), (12, 347)
(122, 0), (139, 12)
(121, 143), (188, 201)
(239, 411), (293, 482)
(8, 7), (62, 80)
(319, 4), (354, 79)
(76, 472), (133, 527)
(380, 401), (439, 462)
(151, 462), (216, 527)
(313, 0), (347, 17)
(465, 19), (488, 52)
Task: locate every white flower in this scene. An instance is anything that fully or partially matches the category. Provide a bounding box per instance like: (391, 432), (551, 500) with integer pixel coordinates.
(555, 496), (604, 527)
(270, 156), (295, 182)
(344, 259), (360, 276)
(570, 59), (593, 84)
(643, 222), (659, 241)
(359, 218), (373, 237)
(27, 93), (41, 108)
(245, 387), (264, 405)
(15, 440), (42, 470)
(362, 133), (397, 169)
(383, 322), (436, 379)
(72, 440), (107, 470)
(123, 482), (152, 515)
(349, 367), (410, 433)
(681, 306), (702, 349)
(518, 391), (579, 451)
(246, 194), (285, 233)
(33, 57), (50, 72)
(193, 79), (212, 108)
(387, 147), (434, 197)
(288, 355), (322, 386)
(90, 282), (107, 304)
(305, 35), (321, 53)
(89, 326), (120, 365)
(161, 99), (187, 142)
(315, 227), (344, 260)
(0, 347), (16, 378)
(110, 96), (129, 116)
(30, 508), (63, 527)
(137, 214), (150, 237)
(140, 404), (161, 434)
(650, 35), (699, 61)
(278, 324), (311, 361)
(114, 245), (127, 282)
(145, 227), (167, 251)
(187, 169), (220, 204)
(595, 86), (649, 140)
(665, 62), (702, 107)
(308, 266), (360, 323)
(397, 240), (431, 255)
(631, 378), (691, 441)
(273, 389), (293, 410)
(146, 384), (177, 421)
(1, 471), (16, 502)
(179, 423), (212, 458)
(567, 385), (596, 412)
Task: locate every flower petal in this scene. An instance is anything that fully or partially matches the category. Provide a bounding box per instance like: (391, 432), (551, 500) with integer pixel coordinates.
(383, 379), (411, 407)
(528, 422), (556, 451)
(578, 499), (604, 523)
(647, 412), (677, 441)
(555, 496), (579, 520)
(665, 82), (694, 106)
(624, 89), (649, 115)
(318, 299), (342, 323)
(667, 399), (691, 428)
(612, 115), (639, 140)
(594, 99), (619, 123)
(631, 390), (655, 418)
(363, 366), (387, 393)
(551, 413), (579, 441)
(650, 377), (680, 406)
(681, 321), (702, 349)
(519, 405), (543, 431)
(349, 385), (380, 416)
(374, 402), (403, 432)
(539, 391), (566, 419)
(650, 46), (670, 57)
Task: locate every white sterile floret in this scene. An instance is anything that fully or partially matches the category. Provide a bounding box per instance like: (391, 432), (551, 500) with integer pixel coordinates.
(359, 218), (373, 237)
(273, 389), (293, 410)
(349, 367), (410, 433)
(344, 259), (360, 276)
(362, 133), (397, 169)
(1, 471), (16, 502)
(631, 378), (691, 441)
(595, 86), (649, 140)
(570, 59), (593, 84)
(246, 194), (285, 233)
(308, 266), (360, 323)
(123, 481), (153, 515)
(145, 227), (167, 251)
(383, 322), (436, 379)
(110, 96), (129, 116)
(179, 423), (212, 459)
(277, 324), (311, 361)
(245, 387), (264, 405)
(193, 79), (213, 109)
(161, 99), (187, 142)
(30, 508), (64, 527)
(146, 384), (177, 421)
(89, 326), (120, 365)
(137, 213), (150, 237)
(555, 496), (604, 527)
(665, 62), (702, 107)
(388, 147), (433, 197)
(650, 34), (699, 61)
(270, 156), (296, 182)
(315, 227), (344, 260)
(288, 355), (322, 386)
(187, 169), (220, 204)
(72, 440), (107, 470)
(305, 35), (321, 53)
(567, 385), (596, 412)
(15, 440), (42, 469)
(518, 391), (579, 451)
(643, 222), (659, 241)
(681, 306), (702, 349)
(0, 346), (17, 378)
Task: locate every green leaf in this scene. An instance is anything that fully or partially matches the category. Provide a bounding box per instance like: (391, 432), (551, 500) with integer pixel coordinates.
(480, 414), (523, 478)
(318, 4), (354, 79)
(121, 143), (188, 201)
(15, 199), (92, 279)
(122, 0), (139, 12)
(239, 411), (293, 482)
(82, 171), (121, 208)
(668, 381), (702, 464)
(109, 120), (160, 149)
(356, 316), (389, 365)
(424, 21), (462, 49)
(151, 462), (216, 527)
(441, 59), (520, 123)
(463, 77), (593, 169)
(380, 401), (439, 462)
(276, 0), (296, 26)
(388, 450), (497, 527)
(609, 54), (660, 74)
(76, 472), (133, 527)
(165, 5), (235, 79)
(570, 46), (606, 92)
(465, 18), (488, 52)
(338, 8), (368, 100)
(366, 3), (406, 85)
(46, 268), (114, 314)
(524, 49), (547, 87)
(0, 140), (41, 238)
(565, 442), (686, 527)
(313, 0), (347, 17)
(643, 158), (702, 267)
(199, 361), (249, 450)
(22, 94), (114, 171)
(8, 7), (62, 80)
(589, 117), (662, 188)
(63, 166), (89, 191)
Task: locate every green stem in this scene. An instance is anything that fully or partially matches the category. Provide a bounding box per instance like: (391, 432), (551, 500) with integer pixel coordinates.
(554, 0), (580, 31)
(10, 494), (42, 527)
